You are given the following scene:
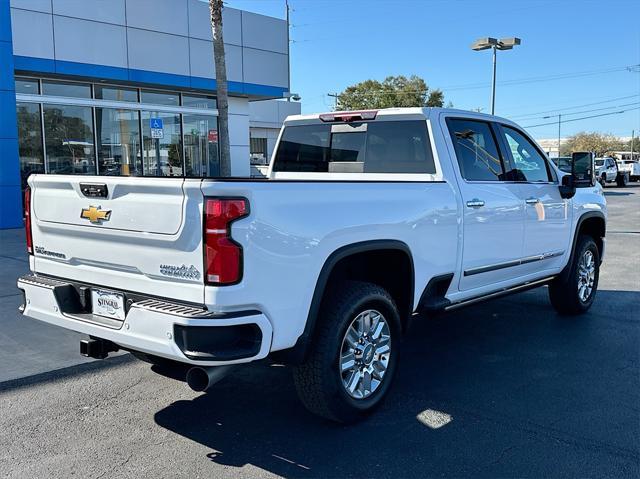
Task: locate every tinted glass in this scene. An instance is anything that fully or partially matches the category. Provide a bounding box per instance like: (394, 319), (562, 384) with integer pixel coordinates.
(96, 108), (142, 176)
(183, 114), (219, 177)
(42, 80), (91, 98)
(273, 124), (330, 172)
(182, 95), (216, 109)
(331, 131), (366, 163)
(94, 85), (138, 102)
(16, 102), (44, 188)
(365, 120), (435, 173)
(273, 120), (435, 174)
(140, 90), (179, 106)
(447, 119), (503, 181)
(15, 78), (39, 94)
(503, 126), (551, 182)
(43, 104), (95, 174)
(141, 111), (182, 176)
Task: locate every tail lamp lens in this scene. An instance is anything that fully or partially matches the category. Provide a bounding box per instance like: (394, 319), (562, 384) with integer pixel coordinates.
(24, 186), (33, 255)
(204, 198), (248, 285)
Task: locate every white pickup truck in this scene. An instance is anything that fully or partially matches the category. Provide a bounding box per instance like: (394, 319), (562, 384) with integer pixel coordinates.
(18, 108), (606, 423)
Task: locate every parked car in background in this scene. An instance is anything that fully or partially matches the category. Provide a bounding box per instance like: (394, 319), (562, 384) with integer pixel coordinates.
(616, 159), (640, 182)
(595, 157), (628, 187)
(551, 156), (572, 173)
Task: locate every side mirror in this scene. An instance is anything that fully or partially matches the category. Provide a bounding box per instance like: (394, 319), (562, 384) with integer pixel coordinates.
(559, 174), (576, 199)
(571, 151), (595, 187)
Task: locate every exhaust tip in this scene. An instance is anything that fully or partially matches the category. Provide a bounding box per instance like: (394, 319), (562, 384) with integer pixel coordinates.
(186, 367), (210, 392)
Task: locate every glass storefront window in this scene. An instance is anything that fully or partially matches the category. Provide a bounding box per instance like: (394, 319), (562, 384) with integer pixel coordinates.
(43, 104), (96, 175)
(250, 137), (268, 164)
(42, 80), (91, 98)
(95, 85), (138, 102)
(140, 90), (179, 106)
(184, 114), (219, 177)
(182, 95), (216, 110)
(141, 111), (182, 176)
(16, 102), (44, 188)
(96, 108), (142, 176)
(15, 78), (39, 94)
(14, 78), (222, 183)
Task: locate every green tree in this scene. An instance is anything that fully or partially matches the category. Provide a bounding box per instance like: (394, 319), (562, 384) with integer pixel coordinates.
(336, 75), (444, 111)
(559, 132), (623, 157)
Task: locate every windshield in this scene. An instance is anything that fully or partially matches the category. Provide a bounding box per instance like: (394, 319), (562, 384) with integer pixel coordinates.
(595, 159), (604, 166)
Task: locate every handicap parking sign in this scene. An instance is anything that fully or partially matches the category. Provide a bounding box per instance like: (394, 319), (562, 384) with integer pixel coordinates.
(150, 118), (163, 129)
(150, 117), (164, 139)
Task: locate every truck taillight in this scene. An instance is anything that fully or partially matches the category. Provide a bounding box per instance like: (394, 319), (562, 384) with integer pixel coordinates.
(24, 186), (33, 255)
(203, 198), (249, 285)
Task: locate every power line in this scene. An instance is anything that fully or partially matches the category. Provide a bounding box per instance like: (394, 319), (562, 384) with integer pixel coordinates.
(441, 64), (639, 92)
(509, 94), (640, 119)
(534, 101), (640, 120)
(523, 107), (640, 128)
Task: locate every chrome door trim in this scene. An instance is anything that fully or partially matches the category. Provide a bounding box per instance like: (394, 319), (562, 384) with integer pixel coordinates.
(464, 250), (564, 276)
(445, 276), (555, 310)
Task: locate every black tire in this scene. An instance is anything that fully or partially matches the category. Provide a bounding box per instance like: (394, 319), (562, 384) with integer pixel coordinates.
(600, 173), (607, 187)
(293, 281), (401, 423)
(616, 173), (628, 187)
(549, 235), (600, 315)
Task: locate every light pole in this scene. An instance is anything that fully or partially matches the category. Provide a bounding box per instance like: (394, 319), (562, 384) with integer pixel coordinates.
(471, 37), (521, 115)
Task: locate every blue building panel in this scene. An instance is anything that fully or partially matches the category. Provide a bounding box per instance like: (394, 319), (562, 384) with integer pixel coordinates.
(0, 0), (22, 228)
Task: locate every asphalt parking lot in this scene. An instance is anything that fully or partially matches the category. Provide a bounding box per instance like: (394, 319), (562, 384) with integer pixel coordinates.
(0, 185), (638, 478)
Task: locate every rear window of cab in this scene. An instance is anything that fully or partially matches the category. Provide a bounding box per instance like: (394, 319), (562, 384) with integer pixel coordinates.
(272, 120), (436, 174)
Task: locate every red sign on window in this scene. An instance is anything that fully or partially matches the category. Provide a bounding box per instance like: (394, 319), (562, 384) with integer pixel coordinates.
(208, 130), (218, 142)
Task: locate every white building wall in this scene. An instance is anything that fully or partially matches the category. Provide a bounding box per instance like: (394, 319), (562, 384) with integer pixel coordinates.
(230, 97), (250, 177)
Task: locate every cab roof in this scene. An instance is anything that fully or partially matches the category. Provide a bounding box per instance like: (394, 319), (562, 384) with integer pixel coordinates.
(283, 107), (518, 128)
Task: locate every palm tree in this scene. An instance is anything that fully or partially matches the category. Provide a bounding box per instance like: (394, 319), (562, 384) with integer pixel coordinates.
(208, 0), (231, 177)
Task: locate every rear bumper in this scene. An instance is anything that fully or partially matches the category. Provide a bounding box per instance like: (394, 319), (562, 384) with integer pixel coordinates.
(17, 274), (273, 366)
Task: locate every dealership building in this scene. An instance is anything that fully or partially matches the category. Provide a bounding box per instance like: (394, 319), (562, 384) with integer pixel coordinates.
(0, 0), (298, 229)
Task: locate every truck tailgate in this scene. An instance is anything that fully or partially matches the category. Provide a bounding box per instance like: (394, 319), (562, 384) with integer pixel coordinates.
(28, 175), (205, 304)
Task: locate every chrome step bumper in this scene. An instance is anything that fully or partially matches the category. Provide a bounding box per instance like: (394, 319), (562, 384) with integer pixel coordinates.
(17, 274), (273, 366)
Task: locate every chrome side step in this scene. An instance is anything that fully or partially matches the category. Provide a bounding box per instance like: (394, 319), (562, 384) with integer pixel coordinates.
(445, 276), (555, 311)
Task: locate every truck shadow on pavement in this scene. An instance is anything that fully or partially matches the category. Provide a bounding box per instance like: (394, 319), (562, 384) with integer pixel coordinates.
(154, 288), (640, 478)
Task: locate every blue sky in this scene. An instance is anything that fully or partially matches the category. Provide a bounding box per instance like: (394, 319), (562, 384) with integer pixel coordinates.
(229, 0), (640, 140)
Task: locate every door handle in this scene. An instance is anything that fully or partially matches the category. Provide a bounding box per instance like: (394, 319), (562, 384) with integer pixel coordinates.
(466, 199), (485, 208)
(525, 197), (540, 205)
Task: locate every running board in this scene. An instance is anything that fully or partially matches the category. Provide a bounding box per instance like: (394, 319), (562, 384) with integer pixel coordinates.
(444, 276), (555, 311)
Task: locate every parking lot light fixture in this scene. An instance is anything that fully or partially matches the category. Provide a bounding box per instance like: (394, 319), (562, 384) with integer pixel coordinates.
(471, 37), (521, 115)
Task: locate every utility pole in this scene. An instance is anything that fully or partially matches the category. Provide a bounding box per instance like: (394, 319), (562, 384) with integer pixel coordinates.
(328, 92), (339, 111)
(631, 129), (635, 161)
(285, 0), (291, 101)
(557, 113), (562, 157)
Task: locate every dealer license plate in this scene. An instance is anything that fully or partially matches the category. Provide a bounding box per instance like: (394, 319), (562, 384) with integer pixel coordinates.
(91, 289), (125, 321)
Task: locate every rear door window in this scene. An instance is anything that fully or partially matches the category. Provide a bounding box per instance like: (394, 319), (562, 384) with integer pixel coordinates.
(446, 118), (504, 181)
(272, 120), (435, 174)
(273, 124), (330, 172)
